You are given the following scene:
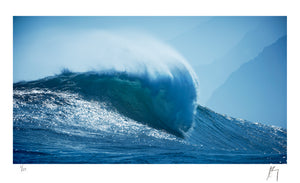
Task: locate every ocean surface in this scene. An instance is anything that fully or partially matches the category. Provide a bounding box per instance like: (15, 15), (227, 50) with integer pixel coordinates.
(13, 71), (287, 164)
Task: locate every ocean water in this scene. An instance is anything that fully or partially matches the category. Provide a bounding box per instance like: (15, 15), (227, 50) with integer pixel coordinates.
(13, 71), (287, 164)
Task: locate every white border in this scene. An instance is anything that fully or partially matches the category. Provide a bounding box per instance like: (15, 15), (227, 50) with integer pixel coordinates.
(1, 0), (300, 183)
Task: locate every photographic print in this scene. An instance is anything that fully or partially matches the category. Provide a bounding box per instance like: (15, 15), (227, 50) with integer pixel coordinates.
(13, 16), (287, 164)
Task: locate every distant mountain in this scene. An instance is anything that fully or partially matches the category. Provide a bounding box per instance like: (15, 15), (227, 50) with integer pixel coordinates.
(192, 17), (287, 103)
(206, 36), (287, 128)
(170, 16), (262, 65)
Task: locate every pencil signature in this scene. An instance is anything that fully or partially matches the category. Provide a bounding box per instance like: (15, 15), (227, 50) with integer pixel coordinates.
(266, 166), (279, 181)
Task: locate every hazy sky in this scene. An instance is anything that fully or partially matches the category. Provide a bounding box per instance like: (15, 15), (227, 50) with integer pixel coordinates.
(14, 16), (279, 82)
(14, 16), (206, 81)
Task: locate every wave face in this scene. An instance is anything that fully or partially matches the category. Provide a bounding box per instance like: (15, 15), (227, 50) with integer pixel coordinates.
(13, 71), (287, 164)
(14, 69), (198, 138)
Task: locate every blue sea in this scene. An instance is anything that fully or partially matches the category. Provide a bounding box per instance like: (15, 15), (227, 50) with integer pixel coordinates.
(13, 71), (287, 164)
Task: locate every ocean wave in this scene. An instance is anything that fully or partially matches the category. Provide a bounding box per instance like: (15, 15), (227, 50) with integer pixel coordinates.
(13, 72), (287, 164)
(14, 66), (198, 138)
